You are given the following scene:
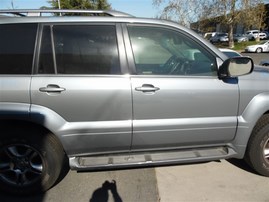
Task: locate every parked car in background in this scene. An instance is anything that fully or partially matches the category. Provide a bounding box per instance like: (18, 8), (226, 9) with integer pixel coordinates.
(219, 48), (242, 58)
(262, 31), (269, 39)
(210, 33), (228, 43)
(204, 32), (217, 40)
(233, 34), (248, 43)
(245, 30), (260, 40)
(259, 32), (267, 40)
(245, 40), (269, 53)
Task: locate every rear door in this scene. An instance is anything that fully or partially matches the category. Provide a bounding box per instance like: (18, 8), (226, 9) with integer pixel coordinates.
(125, 25), (239, 151)
(31, 24), (132, 156)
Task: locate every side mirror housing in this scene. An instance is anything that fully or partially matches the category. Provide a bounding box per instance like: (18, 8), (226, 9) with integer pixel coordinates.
(218, 57), (254, 79)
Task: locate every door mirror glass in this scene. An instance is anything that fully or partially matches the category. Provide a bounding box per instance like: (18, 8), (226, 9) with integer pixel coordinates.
(219, 57), (254, 78)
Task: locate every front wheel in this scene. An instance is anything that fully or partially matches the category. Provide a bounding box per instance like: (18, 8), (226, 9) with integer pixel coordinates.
(256, 47), (262, 53)
(245, 115), (269, 176)
(0, 126), (67, 194)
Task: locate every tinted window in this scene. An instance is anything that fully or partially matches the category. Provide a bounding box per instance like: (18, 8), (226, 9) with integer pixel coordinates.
(0, 24), (37, 74)
(43, 25), (120, 74)
(128, 26), (217, 76)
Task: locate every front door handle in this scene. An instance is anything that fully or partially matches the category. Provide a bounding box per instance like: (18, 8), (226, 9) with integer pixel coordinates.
(135, 84), (160, 92)
(39, 84), (66, 93)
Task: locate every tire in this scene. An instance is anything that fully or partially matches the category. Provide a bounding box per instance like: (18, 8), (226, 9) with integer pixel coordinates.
(256, 47), (262, 53)
(245, 114), (269, 176)
(0, 125), (67, 195)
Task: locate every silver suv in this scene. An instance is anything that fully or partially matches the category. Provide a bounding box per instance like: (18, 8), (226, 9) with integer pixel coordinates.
(0, 9), (266, 195)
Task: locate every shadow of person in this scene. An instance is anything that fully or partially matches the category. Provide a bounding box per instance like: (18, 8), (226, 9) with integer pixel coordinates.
(90, 180), (122, 202)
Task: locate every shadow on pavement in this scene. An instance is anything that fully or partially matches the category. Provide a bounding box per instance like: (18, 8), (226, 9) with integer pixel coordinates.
(0, 192), (44, 202)
(90, 180), (122, 202)
(226, 158), (259, 175)
(0, 166), (69, 202)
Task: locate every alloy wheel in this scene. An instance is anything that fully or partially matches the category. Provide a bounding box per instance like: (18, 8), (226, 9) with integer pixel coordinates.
(0, 144), (43, 186)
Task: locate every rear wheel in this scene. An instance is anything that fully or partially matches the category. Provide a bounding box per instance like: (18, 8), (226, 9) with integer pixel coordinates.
(0, 125), (67, 194)
(245, 114), (269, 176)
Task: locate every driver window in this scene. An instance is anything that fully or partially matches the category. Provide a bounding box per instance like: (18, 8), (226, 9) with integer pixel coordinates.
(127, 26), (217, 76)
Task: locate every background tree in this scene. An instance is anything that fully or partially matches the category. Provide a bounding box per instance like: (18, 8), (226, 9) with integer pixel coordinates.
(241, 0), (266, 37)
(153, 0), (207, 27)
(153, 0), (266, 48)
(205, 0), (241, 48)
(49, 0), (111, 12)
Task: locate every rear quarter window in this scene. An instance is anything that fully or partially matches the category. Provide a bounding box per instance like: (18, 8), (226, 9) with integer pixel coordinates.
(0, 23), (37, 74)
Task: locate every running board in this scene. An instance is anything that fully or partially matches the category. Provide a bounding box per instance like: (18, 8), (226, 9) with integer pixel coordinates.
(69, 147), (237, 171)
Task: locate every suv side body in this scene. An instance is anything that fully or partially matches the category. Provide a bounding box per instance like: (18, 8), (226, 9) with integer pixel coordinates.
(0, 10), (268, 195)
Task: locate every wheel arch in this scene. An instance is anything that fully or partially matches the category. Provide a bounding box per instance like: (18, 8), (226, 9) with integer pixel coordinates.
(0, 104), (69, 154)
(232, 93), (269, 158)
(0, 119), (65, 151)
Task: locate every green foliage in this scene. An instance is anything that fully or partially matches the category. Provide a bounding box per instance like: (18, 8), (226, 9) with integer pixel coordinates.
(233, 41), (259, 51)
(215, 41), (259, 51)
(48, 0), (111, 11)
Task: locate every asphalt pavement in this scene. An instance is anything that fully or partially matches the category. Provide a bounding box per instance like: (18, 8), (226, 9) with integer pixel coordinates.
(1, 159), (269, 202)
(242, 52), (269, 65)
(1, 52), (269, 202)
(156, 160), (269, 201)
(0, 168), (158, 202)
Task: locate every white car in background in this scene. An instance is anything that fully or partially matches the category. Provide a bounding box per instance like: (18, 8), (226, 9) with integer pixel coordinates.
(245, 40), (269, 53)
(259, 32), (267, 40)
(245, 30), (260, 40)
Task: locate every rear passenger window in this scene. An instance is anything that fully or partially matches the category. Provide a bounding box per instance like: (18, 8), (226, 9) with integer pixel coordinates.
(0, 24), (37, 74)
(39, 25), (121, 74)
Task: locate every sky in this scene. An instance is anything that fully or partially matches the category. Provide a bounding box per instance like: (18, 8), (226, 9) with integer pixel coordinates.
(1, 0), (269, 18)
(0, 0), (159, 18)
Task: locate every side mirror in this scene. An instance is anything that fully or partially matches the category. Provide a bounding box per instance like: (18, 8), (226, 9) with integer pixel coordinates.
(218, 57), (254, 79)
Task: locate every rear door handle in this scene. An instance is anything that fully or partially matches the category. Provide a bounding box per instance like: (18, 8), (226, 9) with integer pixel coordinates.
(39, 84), (66, 93)
(135, 84), (160, 92)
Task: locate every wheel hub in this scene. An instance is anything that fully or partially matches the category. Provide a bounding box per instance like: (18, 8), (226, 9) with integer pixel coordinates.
(13, 158), (29, 171)
(0, 144), (43, 186)
(263, 138), (269, 163)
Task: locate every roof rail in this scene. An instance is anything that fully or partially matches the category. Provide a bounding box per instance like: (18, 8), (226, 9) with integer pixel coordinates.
(0, 9), (133, 17)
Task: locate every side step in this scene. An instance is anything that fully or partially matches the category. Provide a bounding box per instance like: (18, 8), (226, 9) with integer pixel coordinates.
(69, 146), (237, 171)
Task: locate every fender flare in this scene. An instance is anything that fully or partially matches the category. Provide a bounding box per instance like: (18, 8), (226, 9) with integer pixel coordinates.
(232, 93), (269, 157)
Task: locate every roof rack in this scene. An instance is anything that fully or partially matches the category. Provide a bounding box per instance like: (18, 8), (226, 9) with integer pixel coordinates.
(0, 9), (133, 17)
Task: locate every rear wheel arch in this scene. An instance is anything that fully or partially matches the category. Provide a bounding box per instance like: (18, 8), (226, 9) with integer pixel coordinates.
(0, 120), (64, 148)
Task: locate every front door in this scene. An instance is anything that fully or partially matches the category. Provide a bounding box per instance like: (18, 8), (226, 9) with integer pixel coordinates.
(126, 25), (239, 151)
